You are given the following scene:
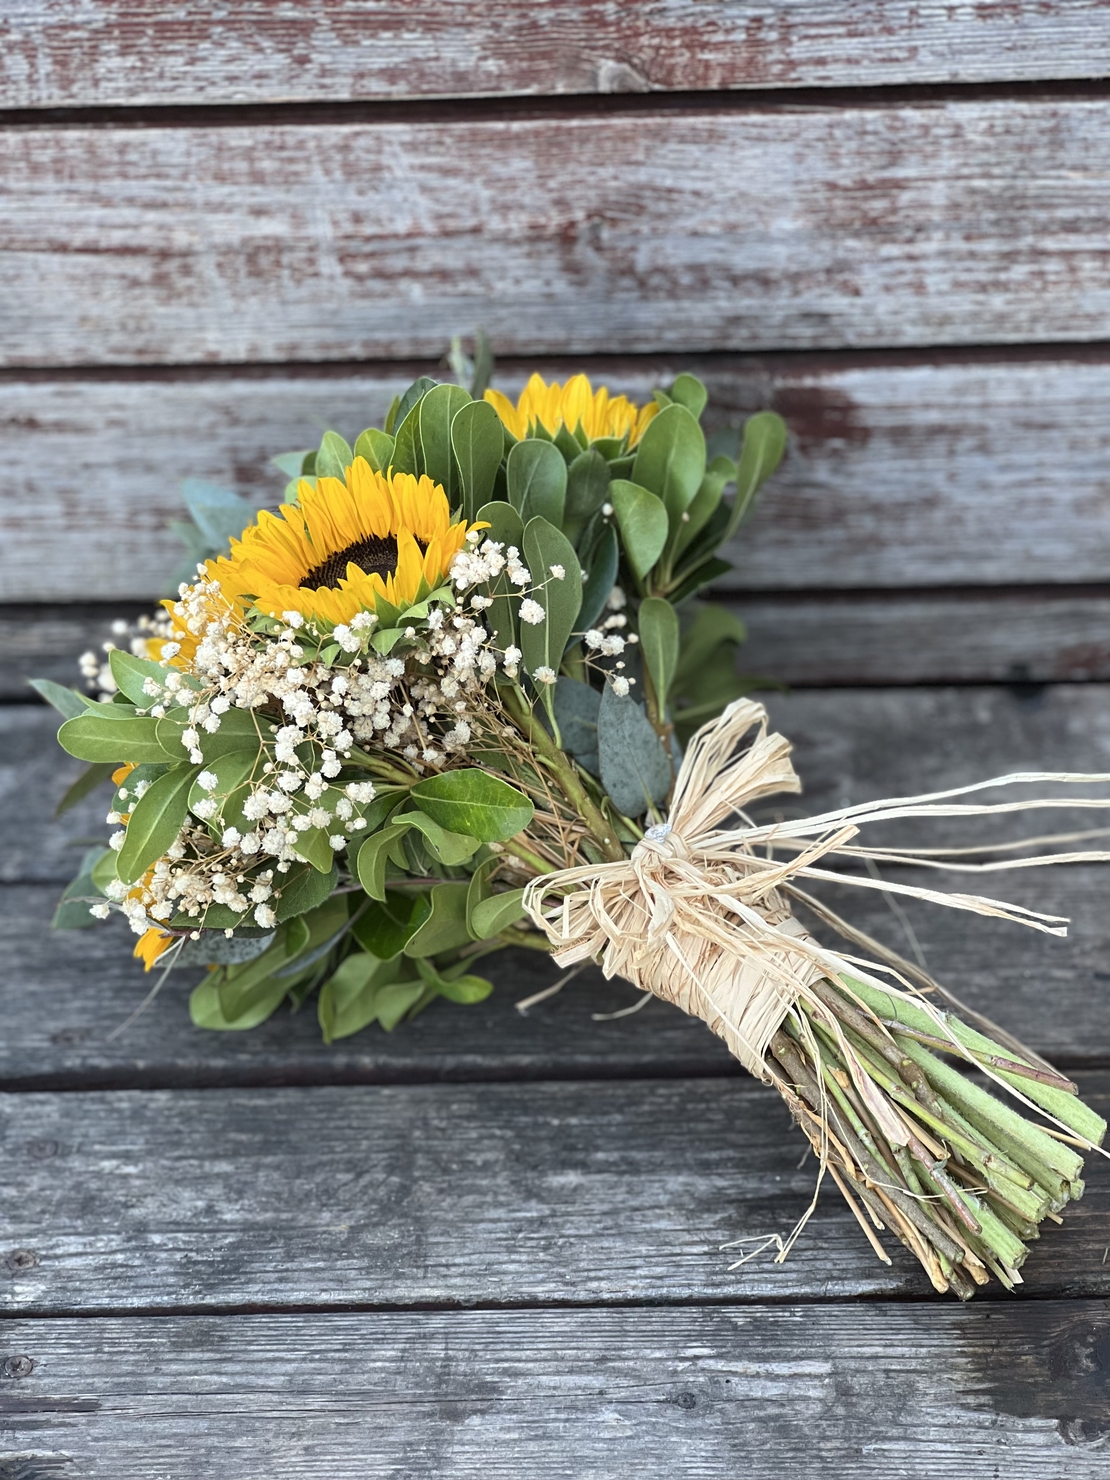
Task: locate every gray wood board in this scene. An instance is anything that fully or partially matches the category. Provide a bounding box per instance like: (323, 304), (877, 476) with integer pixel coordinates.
(7, 1), (1110, 108)
(7, 355), (1110, 601)
(2, 1303), (1110, 1480)
(1, 1075), (1108, 1315)
(7, 102), (1110, 366)
(11, 590), (1110, 698)
(7, 683), (1110, 1084)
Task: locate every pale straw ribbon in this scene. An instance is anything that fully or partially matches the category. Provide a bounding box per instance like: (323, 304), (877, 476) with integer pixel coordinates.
(523, 697), (1110, 1082)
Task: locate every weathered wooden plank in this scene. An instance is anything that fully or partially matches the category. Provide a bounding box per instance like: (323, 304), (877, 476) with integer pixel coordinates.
(8, 683), (1110, 1086)
(10, 589), (1110, 698)
(5, 101), (1110, 367)
(3, 1303), (1109, 1479)
(7, 354), (1110, 601)
(1, 1076), (1108, 1314)
(6, 1), (1110, 109)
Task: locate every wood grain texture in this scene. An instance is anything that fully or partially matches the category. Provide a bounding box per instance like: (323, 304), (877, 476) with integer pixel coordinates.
(6, 101), (1110, 367)
(10, 683), (1110, 1087)
(3, 1304), (1109, 1479)
(1, 1076), (1108, 1315)
(6, 1), (1110, 108)
(8, 354), (1110, 602)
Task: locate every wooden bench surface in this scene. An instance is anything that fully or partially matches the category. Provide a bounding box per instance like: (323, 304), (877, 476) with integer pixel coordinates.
(4, 6), (1110, 1473)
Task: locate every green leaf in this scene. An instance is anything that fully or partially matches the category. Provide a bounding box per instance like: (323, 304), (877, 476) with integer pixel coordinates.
(273, 861), (339, 921)
(419, 382), (472, 504)
(353, 427), (395, 473)
(577, 522), (619, 634)
(597, 683), (672, 818)
(666, 374), (708, 419)
(375, 979), (428, 1032)
(552, 676), (601, 775)
(52, 847), (113, 929)
(188, 748), (260, 831)
(355, 822), (411, 901)
(724, 411), (788, 543)
(666, 555), (732, 606)
(91, 847), (120, 895)
(389, 398), (425, 477)
(271, 449), (313, 479)
(631, 404), (706, 528)
(565, 448), (611, 532)
(469, 888), (527, 939)
(180, 479), (256, 551)
(396, 376), (439, 429)
(315, 430), (354, 482)
(58, 713), (167, 764)
(475, 500), (525, 653)
(291, 824), (338, 874)
(190, 975), (288, 1031)
(317, 950), (411, 1043)
(609, 480), (669, 581)
(637, 597), (680, 706)
(54, 760), (117, 817)
(29, 678), (94, 720)
(519, 517), (583, 701)
(400, 808), (481, 865)
(109, 649), (198, 706)
(353, 890), (430, 958)
(403, 881), (473, 957)
(676, 603), (746, 680)
(507, 439), (567, 527)
(415, 956), (495, 1004)
(673, 455), (736, 561)
(450, 400), (504, 522)
(410, 769), (533, 843)
(117, 762), (202, 883)
(156, 706), (272, 763)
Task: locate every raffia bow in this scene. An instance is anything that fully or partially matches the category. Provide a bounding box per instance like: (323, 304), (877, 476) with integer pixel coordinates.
(523, 697), (1110, 1082)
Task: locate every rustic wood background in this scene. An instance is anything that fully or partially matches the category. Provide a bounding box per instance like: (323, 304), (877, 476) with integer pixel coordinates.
(4, 4), (1110, 1474)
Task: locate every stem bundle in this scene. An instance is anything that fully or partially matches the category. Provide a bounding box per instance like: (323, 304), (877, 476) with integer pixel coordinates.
(766, 974), (1105, 1297)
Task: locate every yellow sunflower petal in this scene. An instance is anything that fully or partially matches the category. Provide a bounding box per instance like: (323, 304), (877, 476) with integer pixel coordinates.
(484, 373), (658, 446)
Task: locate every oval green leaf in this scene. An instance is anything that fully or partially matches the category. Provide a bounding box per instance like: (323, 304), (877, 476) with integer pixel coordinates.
(409, 769), (533, 843)
(608, 480), (669, 581)
(117, 762), (202, 883)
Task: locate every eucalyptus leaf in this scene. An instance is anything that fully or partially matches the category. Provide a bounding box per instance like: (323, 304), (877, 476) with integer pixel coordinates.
(576, 522), (619, 634)
(450, 400), (503, 521)
(180, 479), (256, 551)
(52, 847), (112, 929)
(519, 517), (582, 701)
(507, 439), (567, 526)
(117, 762), (202, 883)
(173, 930), (276, 967)
(609, 480), (669, 581)
(409, 769), (533, 843)
(597, 683), (672, 818)
(637, 596), (680, 707)
(315, 430), (354, 482)
(353, 427), (395, 473)
(631, 404), (706, 528)
(552, 676), (601, 775)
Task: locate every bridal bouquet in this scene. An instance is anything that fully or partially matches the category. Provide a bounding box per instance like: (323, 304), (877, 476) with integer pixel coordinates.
(37, 357), (1108, 1298)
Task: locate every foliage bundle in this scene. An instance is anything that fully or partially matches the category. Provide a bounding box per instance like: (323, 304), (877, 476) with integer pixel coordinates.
(37, 352), (1107, 1296)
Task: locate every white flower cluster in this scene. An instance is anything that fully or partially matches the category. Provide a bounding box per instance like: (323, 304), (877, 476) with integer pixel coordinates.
(98, 541), (526, 939)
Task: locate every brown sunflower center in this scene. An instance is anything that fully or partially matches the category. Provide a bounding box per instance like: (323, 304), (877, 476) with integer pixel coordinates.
(301, 534), (401, 591)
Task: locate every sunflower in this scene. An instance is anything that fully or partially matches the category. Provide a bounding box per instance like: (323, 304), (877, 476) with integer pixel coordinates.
(133, 927), (174, 971)
(180, 459), (476, 633)
(485, 372), (658, 446)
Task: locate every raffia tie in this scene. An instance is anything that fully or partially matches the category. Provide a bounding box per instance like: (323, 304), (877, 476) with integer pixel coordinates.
(523, 697), (1110, 1081)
